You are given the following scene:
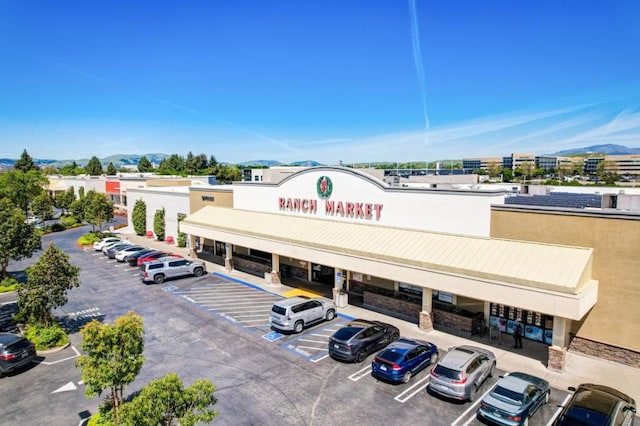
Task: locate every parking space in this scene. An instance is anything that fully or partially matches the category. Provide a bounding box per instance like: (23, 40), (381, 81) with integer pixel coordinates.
(78, 243), (575, 425)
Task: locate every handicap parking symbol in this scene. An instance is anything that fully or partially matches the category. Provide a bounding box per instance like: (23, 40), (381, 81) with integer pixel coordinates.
(262, 331), (284, 342)
(162, 285), (178, 292)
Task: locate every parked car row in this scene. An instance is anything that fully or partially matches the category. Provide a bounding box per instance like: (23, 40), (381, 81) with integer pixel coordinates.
(268, 296), (637, 425)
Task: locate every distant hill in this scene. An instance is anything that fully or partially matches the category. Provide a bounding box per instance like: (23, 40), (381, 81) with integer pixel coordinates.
(236, 160), (324, 167)
(552, 144), (640, 156)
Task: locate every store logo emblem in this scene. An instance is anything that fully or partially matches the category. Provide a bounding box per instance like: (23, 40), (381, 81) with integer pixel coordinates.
(316, 176), (333, 198)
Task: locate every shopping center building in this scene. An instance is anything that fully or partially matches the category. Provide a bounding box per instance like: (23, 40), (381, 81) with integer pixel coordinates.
(131, 165), (640, 372)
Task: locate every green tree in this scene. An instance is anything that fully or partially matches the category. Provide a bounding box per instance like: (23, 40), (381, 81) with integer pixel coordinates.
(55, 187), (75, 215)
(14, 149), (39, 172)
(158, 154), (186, 175)
(487, 161), (502, 178)
(84, 190), (114, 232)
(60, 161), (82, 176)
(132, 199), (146, 236)
(70, 198), (85, 224)
(208, 155), (217, 167)
(76, 312), (145, 423)
(118, 373), (217, 426)
(0, 198), (41, 279)
(177, 214), (187, 248)
(0, 169), (49, 217)
(502, 169), (514, 182)
(30, 193), (54, 224)
(106, 162), (117, 176)
(78, 186), (85, 199)
(210, 164), (241, 183)
(85, 156), (104, 176)
(17, 243), (80, 326)
(154, 208), (165, 241)
(137, 156), (152, 172)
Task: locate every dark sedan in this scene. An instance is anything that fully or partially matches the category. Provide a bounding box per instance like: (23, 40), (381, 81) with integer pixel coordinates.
(328, 319), (399, 363)
(478, 372), (550, 426)
(136, 251), (181, 267)
(553, 383), (636, 426)
(0, 333), (36, 377)
(126, 249), (157, 266)
(371, 338), (438, 383)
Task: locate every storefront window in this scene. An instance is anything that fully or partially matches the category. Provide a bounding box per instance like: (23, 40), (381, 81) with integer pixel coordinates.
(489, 303), (553, 344)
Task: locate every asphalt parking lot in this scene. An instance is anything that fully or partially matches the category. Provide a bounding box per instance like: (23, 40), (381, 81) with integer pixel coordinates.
(2, 227), (578, 426)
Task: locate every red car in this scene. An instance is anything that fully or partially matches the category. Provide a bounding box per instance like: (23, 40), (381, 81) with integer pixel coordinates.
(137, 251), (182, 266)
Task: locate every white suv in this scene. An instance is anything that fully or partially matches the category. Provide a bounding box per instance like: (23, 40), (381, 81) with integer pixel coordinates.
(139, 257), (207, 284)
(269, 296), (337, 333)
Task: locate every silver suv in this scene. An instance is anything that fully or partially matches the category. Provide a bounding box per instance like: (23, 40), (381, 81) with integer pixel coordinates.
(427, 345), (496, 401)
(139, 257), (207, 284)
(269, 296), (337, 333)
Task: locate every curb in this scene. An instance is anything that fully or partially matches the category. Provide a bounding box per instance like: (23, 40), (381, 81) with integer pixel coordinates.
(36, 341), (71, 355)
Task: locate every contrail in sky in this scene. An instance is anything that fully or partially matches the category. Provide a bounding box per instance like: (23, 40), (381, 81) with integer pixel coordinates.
(409, 0), (430, 130)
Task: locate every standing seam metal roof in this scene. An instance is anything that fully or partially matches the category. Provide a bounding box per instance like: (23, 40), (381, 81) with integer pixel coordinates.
(183, 206), (593, 294)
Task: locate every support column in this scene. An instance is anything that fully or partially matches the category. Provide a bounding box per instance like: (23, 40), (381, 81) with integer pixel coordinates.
(548, 317), (571, 371)
(269, 254), (281, 285)
(333, 269), (346, 307)
(224, 243), (233, 272)
(419, 288), (434, 331)
(188, 235), (197, 257)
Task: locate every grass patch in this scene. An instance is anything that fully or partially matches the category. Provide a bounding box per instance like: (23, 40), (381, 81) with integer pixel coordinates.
(0, 277), (19, 293)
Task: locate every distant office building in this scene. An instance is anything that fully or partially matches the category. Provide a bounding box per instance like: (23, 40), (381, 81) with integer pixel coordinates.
(462, 157), (502, 171)
(503, 153), (535, 170)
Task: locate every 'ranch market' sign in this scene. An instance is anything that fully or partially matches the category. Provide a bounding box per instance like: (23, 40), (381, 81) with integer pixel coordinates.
(277, 176), (383, 220)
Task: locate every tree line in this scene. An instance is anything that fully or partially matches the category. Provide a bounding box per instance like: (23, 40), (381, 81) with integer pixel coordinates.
(38, 151), (243, 183)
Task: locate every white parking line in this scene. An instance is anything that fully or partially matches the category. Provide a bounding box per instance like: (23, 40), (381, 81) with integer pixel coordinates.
(349, 365), (372, 382)
(199, 301), (275, 308)
(546, 393), (572, 426)
(296, 345), (326, 351)
(451, 381), (497, 426)
(218, 309), (270, 314)
(297, 338), (327, 344)
(311, 354), (330, 363)
(394, 376), (431, 403)
(310, 333), (333, 337)
(236, 318), (269, 323)
(228, 313), (269, 318)
(243, 323), (270, 328)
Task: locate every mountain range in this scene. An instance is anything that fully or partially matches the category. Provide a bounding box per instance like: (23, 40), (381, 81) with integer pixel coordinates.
(1, 144), (639, 170)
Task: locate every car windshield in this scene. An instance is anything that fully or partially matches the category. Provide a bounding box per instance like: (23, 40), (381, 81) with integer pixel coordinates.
(377, 349), (404, 363)
(433, 365), (462, 381)
(493, 386), (524, 404)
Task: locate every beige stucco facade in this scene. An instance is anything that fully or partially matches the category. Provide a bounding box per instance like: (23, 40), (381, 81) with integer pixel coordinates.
(491, 205), (640, 353)
(189, 187), (234, 213)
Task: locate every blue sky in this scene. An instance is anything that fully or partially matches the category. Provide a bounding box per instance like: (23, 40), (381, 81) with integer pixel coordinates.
(1, 1), (639, 164)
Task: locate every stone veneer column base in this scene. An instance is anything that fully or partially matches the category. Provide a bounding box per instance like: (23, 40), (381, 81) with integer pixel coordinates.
(548, 345), (567, 372)
(270, 271), (281, 285)
(419, 311), (434, 331)
(224, 258), (233, 272)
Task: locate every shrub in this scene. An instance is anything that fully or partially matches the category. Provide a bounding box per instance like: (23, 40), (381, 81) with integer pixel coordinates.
(24, 322), (69, 350)
(0, 277), (19, 292)
(50, 223), (65, 232)
(60, 215), (79, 227)
(154, 208), (165, 241)
(77, 232), (103, 246)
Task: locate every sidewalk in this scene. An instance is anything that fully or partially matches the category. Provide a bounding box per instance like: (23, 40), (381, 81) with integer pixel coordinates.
(119, 230), (640, 404)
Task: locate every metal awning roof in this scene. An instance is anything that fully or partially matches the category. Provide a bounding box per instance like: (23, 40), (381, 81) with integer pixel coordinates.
(182, 206), (594, 295)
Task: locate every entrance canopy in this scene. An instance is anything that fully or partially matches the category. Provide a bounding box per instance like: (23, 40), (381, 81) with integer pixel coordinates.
(181, 206), (598, 320)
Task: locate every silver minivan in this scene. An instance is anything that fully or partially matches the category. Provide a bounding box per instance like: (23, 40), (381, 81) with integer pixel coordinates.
(269, 296), (337, 333)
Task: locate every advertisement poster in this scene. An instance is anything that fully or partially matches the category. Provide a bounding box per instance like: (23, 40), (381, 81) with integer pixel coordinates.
(525, 325), (543, 342)
(544, 329), (553, 345)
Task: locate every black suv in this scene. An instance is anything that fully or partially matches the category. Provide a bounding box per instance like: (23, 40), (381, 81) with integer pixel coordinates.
(328, 319), (399, 362)
(0, 333), (36, 377)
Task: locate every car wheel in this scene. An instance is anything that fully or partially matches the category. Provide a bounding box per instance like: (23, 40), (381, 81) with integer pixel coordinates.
(469, 385), (478, 402)
(325, 309), (336, 321)
(294, 321), (304, 333)
(355, 350), (367, 363)
(544, 390), (550, 404)
(430, 353), (438, 365)
(154, 274), (165, 284)
(391, 332), (399, 341)
(488, 362), (496, 378)
(402, 371), (412, 384)
(193, 267), (204, 277)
